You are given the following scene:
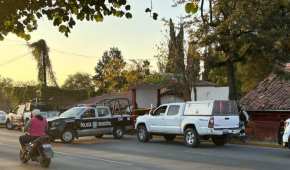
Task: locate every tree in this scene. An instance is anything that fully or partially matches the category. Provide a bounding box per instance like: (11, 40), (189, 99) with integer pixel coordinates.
(186, 42), (201, 101)
(123, 59), (153, 89)
(0, 75), (13, 111)
(166, 19), (185, 74)
(0, 0), (133, 40)
(164, 19), (201, 101)
(28, 39), (57, 87)
(154, 42), (168, 73)
(187, 0), (290, 100)
(28, 39), (57, 102)
(94, 47), (126, 93)
(62, 72), (94, 90)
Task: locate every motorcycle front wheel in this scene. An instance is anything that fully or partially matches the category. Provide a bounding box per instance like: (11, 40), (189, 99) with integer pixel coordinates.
(19, 149), (29, 164)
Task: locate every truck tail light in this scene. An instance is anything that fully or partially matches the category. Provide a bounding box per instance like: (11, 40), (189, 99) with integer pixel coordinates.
(208, 116), (214, 128)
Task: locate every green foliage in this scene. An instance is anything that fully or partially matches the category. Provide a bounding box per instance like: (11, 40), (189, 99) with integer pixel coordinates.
(143, 73), (170, 85)
(154, 42), (168, 73)
(166, 19), (185, 74)
(62, 72), (94, 91)
(28, 39), (58, 87)
(0, 0), (132, 39)
(185, 2), (198, 14)
(124, 59), (151, 87)
(94, 47), (127, 93)
(185, 0), (290, 99)
(94, 47), (171, 93)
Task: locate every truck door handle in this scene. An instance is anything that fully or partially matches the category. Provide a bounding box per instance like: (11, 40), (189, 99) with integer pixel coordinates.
(225, 117), (229, 120)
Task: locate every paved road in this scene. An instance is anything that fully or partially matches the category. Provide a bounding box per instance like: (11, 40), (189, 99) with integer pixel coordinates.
(0, 128), (290, 170)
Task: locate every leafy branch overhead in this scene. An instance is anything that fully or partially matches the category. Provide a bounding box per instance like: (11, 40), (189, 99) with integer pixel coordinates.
(0, 0), (132, 40)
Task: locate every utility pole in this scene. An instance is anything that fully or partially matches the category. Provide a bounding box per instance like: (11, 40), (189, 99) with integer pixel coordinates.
(41, 49), (47, 103)
(42, 50), (47, 88)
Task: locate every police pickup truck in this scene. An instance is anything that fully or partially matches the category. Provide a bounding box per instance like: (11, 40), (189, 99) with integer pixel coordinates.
(48, 105), (133, 143)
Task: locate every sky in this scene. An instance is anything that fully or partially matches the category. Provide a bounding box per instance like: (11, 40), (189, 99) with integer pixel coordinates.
(0, 0), (186, 85)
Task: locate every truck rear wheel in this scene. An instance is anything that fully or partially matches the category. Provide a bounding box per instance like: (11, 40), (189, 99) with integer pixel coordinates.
(212, 135), (227, 146)
(164, 135), (176, 142)
(184, 128), (199, 147)
(113, 127), (124, 139)
(137, 125), (150, 143)
(6, 120), (13, 130)
(61, 130), (74, 143)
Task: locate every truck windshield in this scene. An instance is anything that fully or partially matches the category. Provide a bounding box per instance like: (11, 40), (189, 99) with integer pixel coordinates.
(60, 107), (86, 118)
(212, 101), (238, 115)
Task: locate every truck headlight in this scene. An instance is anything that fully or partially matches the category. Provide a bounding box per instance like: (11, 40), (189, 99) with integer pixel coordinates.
(51, 121), (61, 127)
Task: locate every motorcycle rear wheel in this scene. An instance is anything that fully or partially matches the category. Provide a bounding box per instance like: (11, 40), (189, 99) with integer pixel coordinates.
(40, 158), (51, 168)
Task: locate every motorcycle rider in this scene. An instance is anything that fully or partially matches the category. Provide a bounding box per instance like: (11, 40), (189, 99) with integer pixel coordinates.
(19, 109), (48, 150)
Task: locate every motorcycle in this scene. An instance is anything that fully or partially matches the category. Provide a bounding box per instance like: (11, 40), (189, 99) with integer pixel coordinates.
(19, 136), (54, 168)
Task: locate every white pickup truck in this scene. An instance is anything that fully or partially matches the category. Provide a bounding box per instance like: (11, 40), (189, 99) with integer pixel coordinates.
(135, 100), (240, 147)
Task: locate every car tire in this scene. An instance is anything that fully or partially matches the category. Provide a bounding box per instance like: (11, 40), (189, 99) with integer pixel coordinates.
(95, 134), (104, 138)
(212, 135), (227, 146)
(61, 130), (74, 144)
(6, 120), (13, 130)
(184, 128), (199, 147)
(137, 124), (150, 143)
(164, 135), (176, 142)
(113, 127), (124, 139)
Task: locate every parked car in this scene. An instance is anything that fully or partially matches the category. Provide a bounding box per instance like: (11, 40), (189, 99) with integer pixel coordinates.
(23, 111), (60, 125)
(135, 100), (240, 147)
(0, 111), (7, 126)
(48, 105), (133, 143)
(6, 102), (59, 130)
(282, 118), (290, 149)
(6, 104), (26, 129)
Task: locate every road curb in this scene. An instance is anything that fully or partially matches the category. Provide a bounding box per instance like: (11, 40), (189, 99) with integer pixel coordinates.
(229, 140), (281, 149)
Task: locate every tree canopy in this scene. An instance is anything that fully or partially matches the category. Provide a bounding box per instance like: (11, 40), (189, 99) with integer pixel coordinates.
(28, 39), (58, 87)
(94, 47), (127, 93)
(0, 0), (132, 40)
(184, 0), (290, 99)
(62, 72), (94, 90)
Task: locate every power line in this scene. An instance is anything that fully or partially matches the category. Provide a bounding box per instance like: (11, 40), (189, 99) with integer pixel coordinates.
(50, 48), (154, 61)
(0, 52), (31, 67)
(50, 48), (97, 58)
(0, 43), (27, 46)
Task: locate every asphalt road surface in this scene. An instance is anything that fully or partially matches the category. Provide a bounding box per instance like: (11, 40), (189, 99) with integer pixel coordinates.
(0, 128), (290, 170)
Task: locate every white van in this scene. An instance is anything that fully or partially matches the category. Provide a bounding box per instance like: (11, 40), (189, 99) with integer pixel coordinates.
(135, 100), (240, 147)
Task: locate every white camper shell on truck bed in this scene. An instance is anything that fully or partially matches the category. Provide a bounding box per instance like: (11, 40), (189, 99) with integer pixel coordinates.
(135, 100), (240, 147)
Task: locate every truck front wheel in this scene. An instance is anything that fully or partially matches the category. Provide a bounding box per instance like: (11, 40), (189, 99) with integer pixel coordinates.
(212, 135), (227, 146)
(61, 130), (74, 143)
(137, 125), (150, 143)
(113, 127), (124, 139)
(184, 128), (199, 147)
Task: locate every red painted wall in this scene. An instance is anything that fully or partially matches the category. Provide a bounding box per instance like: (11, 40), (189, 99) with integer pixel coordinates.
(246, 111), (290, 142)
